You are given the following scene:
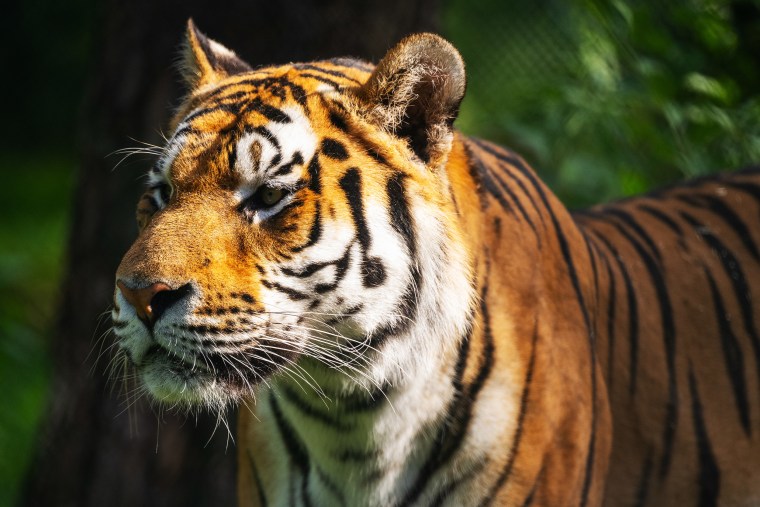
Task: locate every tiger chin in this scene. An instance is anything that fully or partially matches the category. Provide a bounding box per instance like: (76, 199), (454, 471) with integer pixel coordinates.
(113, 19), (760, 507)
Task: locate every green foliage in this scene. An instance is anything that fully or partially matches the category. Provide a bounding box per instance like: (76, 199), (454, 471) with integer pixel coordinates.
(0, 154), (74, 506)
(444, 0), (760, 208)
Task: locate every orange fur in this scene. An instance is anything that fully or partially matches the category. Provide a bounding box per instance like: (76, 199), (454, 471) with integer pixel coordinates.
(114, 24), (760, 506)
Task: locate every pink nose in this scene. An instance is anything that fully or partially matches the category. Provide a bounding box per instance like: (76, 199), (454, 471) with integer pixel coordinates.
(117, 281), (173, 326)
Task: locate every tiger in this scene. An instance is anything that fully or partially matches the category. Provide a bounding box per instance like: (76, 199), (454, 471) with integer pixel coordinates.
(112, 19), (760, 506)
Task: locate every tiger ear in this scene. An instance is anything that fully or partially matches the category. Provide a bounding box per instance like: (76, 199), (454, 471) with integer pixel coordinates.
(355, 33), (466, 167)
(181, 19), (252, 89)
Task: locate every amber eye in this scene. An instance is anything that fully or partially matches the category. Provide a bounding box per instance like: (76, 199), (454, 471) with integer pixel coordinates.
(259, 186), (285, 207)
(240, 185), (289, 220)
(158, 183), (172, 203)
(150, 182), (172, 204)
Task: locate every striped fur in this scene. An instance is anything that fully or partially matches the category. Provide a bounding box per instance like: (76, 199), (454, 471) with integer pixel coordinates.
(113, 23), (760, 506)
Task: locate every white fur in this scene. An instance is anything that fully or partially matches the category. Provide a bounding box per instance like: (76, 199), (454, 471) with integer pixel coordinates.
(116, 97), (491, 505)
(235, 106), (317, 188)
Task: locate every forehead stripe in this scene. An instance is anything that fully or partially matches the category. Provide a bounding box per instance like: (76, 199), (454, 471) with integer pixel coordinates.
(242, 98), (291, 123)
(293, 63), (362, 84)
(273, 152), (304, 177)
(297, 73), (341, 89)
(232, 105), (317, 183)
(202, 76), (308, 106)
(247, 125), (280, 149)
(181, 98), (292, 131)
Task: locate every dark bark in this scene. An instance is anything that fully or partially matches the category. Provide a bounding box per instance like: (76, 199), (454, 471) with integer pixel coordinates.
(20, 1), (439, 506)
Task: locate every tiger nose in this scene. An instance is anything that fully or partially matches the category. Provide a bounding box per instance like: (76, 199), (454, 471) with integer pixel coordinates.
(116, 281), (190, 327)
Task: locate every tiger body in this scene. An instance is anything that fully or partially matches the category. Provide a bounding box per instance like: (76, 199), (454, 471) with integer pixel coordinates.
(113, 22), (760, 506)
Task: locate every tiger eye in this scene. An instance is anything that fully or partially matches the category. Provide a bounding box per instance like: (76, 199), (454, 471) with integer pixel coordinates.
(159, 183), (172, 203)
(260, 186), (284, 207)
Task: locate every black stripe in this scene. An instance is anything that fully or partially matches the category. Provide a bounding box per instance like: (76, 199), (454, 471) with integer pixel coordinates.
(244, 98), (292, 124)
(280, 382), (355, 431)
(292, 201), (322, 252)
(340, 168), (369, 249)
(604, 207), (663, 265)
(261, 280), (309, 301)
(210, 89), (256, 104)
(480, 326), (539, 505)
(247, 450), (269, 507)
(520, 464), (545, 507)
(469, 148), (525, 221)
(283, 244), (351, 282)
(631, 450), (653, 507)
(326, 57), (373, 72)
(585, 234), (600, 310)
(493, 159), (546, 230)
(336, 382), (393, 412)
(182, 103), (241, 125)
(680, 211), (760, 408)
(295, 62), (362, 83)
(386, 172), (417, 257)
(469, 139), (549, 212)
(269, 393), (313, 507)
(589, 231), (640, 395)
(474, 139), (553, 232)
(339, 167), (386, 287)
(331, 446), (380, 463)
(529, 177), (598, 507)
(721, 179), (760, 208)
(477, 157), (514, 213)
(704, 268), (751, 434)
(247, 125), (281, 150)
(429, 459), (487, 507)
(298, 72), (342, 88)
(315, 466), (346, 506)
(313, 246), (352, 293)
(486, 159), (539, 234)
(204, 76), (308, 108)
(488, 157), (541, 232)
(273, 152), (303, 176)
(399, 297), (492, 506)
(462, 142), (489, 210)
(637, 204), (683, 235)
(171, 124), (197, 138)
(323, 303), (364, 327)
(361, 257), (386, 288)
(327, 109), (349, 132)
(112, 319), (129, 330)
(601, 252), (617, 390)
(679, 193), (760, 261)
(601, 211), (679, 479)
(282, 261), (331, 279)
(307, 156), (321, 195)
(226, 136), (239, 175)
(366, 268), (420, 348)
(321, 138), (349, 160)
(322, 98), (389, 166)
(688, 367), (721, 507)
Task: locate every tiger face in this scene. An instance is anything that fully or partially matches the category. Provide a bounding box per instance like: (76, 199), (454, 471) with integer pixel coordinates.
(113, 22), (474, 409)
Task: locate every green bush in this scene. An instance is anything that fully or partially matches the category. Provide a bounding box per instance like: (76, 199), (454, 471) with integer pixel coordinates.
(444, 0), (760, 208)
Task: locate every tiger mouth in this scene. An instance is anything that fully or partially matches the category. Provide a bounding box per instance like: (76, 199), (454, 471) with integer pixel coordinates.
(135, 338), (295, 404)
(142, 344), (210, 376)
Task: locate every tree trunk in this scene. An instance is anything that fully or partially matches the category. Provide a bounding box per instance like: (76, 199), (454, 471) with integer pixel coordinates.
(20, 1), (439, 506)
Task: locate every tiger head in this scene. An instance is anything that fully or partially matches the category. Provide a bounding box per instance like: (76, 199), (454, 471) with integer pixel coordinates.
(113, 21), (474, 410)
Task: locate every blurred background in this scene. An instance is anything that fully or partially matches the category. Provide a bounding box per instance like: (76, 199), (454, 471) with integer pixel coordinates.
(2, 0), (759, 505)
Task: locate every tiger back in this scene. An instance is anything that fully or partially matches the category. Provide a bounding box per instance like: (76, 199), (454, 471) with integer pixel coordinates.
(112, 21), (760, 506)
